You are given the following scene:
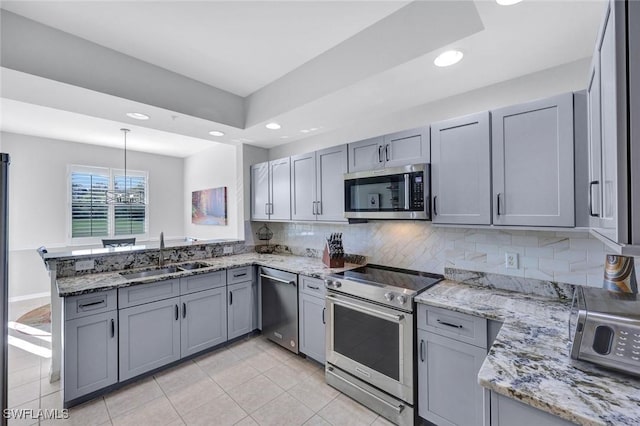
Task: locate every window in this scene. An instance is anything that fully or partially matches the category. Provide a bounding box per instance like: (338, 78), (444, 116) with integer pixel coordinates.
(69, 165), (148, 243)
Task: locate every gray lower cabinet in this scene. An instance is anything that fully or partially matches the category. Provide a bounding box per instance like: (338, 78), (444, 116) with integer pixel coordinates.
(490, 392), (575, 426)
(64, 310), (118, 402)
(298, 276), (326, 364)
(227, 281), (252, 340)
(181, 287), (227, 357)
(118, 297), (181, 381)
(417, 309), (487, 426)
(491, 93), (575, 227)
(298, 292), (325, 364)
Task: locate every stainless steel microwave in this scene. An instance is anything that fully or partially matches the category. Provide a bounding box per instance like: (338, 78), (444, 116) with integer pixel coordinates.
(344, 164), (431, 220)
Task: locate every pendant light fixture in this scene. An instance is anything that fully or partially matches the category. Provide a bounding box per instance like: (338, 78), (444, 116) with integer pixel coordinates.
(105, 128), (145, 204)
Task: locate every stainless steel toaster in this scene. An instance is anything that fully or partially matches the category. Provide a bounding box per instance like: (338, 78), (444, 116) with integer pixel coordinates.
(570, 286), (640, 377)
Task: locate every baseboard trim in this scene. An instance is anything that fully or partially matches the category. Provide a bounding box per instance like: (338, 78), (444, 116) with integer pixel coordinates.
(9, 292), (50, 303)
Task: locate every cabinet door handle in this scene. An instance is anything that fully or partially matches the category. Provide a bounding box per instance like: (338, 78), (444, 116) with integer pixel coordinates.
(175, 304), (179, 321)
(182, 302), (186, 318)
(436, 319), (463, 329)
(496, 193), (502, 216)
(385, 144), (390, 162)
(229, 291), (233, 305)
(322, 307), (326, 325)
(378, 145), (383, 163)
(308, 285), (320, 290)
(316, 201), (322, 215)
(589, 180), (599, 217)
(233, 273), (247, 278)
(420, 339), (425, 362)
(79, 300), (105, 310)
(111, 319), (115, 338)
(265, 203), (269, 216)
(270, 203), (274, 215)
(433, 196), (438, 216)
(312, 201), (317, 215)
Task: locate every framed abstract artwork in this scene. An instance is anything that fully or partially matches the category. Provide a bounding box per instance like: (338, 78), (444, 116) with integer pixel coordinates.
(192, 187), (227, 225)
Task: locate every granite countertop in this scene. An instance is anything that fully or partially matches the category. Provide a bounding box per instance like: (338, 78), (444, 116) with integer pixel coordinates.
(56, 253), (358, 297)
(415, 281), (640, 426)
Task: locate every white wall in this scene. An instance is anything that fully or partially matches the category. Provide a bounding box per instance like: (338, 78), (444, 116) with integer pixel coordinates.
(184, 143), (239, 240)
(1, 131), (185, 297)
(269, 58), (590, 159)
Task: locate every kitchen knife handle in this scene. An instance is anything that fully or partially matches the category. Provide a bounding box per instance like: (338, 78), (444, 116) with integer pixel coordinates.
(589, 180), (599, 217)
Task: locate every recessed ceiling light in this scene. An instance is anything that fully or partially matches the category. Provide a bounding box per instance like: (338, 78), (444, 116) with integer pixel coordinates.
(265, 122), (281, 130)
(126, 112), (149, 120)
(434, 50), (464, 67)
(496, 0), (522, 5)
(208, 130), (225, 137)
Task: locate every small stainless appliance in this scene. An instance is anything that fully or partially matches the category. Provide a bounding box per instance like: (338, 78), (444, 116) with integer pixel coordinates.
(325, 264), (443, 425)
(344, 164), (431, 220)
(570, 286), (640, 377)
(260, 267), (299, 353)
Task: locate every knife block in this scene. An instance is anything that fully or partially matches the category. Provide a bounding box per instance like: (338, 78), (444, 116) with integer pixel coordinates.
(322, 242), (344, 268)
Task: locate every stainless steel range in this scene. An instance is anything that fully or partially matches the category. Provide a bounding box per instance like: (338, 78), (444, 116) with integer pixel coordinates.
(324, 264), (443, 426)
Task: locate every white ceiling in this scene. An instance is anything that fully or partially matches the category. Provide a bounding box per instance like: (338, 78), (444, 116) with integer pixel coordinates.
(0, 0), (606, 157)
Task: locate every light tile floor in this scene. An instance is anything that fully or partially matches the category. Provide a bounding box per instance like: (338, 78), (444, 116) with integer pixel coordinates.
(7, 298), (393, 425)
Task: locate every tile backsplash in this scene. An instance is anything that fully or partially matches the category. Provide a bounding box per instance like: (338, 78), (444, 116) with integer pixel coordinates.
(251, 221), (639, 288)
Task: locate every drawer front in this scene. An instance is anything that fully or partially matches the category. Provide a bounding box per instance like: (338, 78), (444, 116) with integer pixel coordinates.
(65, 289), (117, 320)
(227, 266), (253, 285)
(418, 304), (487, 349)
(181, 271), (226, 295)
(118, 279), (180, 308)
(300, 275), (326, 297)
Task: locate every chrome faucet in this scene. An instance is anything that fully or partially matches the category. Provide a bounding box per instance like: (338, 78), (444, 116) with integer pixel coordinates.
(159, 232), (165, 267)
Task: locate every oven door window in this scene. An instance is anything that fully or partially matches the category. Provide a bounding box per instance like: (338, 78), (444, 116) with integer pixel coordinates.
(333, 304), (400, 381)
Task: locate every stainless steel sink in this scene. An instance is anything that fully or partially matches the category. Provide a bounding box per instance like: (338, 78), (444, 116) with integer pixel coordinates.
(177, 262), (210, 271)
(120, 266), (180, 280)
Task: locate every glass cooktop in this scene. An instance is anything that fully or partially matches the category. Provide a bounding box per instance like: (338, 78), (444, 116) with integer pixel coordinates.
(332, 264), (443, 293)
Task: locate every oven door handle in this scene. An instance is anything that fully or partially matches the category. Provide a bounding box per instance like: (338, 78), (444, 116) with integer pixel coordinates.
(327, 367), (405, 414)
(260, 274), (296, 286)
(326, 295), (405, 322)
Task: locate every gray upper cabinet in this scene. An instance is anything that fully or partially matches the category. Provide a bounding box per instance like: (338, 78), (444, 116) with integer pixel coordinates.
(316, 145), (348, 221)
(587, 58), (603, 228)
(64, 309), (118, 402)
(270, 157), (292, 221)
(251, 158), (291, 221)
(491, 93), (575, 227)
(227, 281), (252, 340)
(291, 152), (317, 221)
(291, 145), (348, 222)
(250, 161), (270, 221)
(383, 127), (430, 168)
(348, 136), (384, 172)
(348, 128), (430, 173)
(180, 287), (227, 357)
(431, 112), (491, 225)
(119, 297), (181, 381)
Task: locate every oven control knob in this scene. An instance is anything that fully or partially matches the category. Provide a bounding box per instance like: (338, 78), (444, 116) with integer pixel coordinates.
(384, 292), (395, 301)
(333, 280), (342, 288)
(397, 295), (407, 305)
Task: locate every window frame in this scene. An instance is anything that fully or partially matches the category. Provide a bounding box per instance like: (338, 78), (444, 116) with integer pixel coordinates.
(68, 165), (149, 246)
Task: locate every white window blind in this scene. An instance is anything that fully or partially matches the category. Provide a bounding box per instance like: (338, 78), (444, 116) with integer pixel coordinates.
(69, 166), (148, 242)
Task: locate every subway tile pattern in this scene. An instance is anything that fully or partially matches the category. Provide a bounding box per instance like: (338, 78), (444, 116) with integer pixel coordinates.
(256, 221), (640, 288)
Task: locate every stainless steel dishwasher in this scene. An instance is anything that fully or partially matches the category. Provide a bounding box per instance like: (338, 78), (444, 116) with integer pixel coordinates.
(259, 267), (299, 354)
